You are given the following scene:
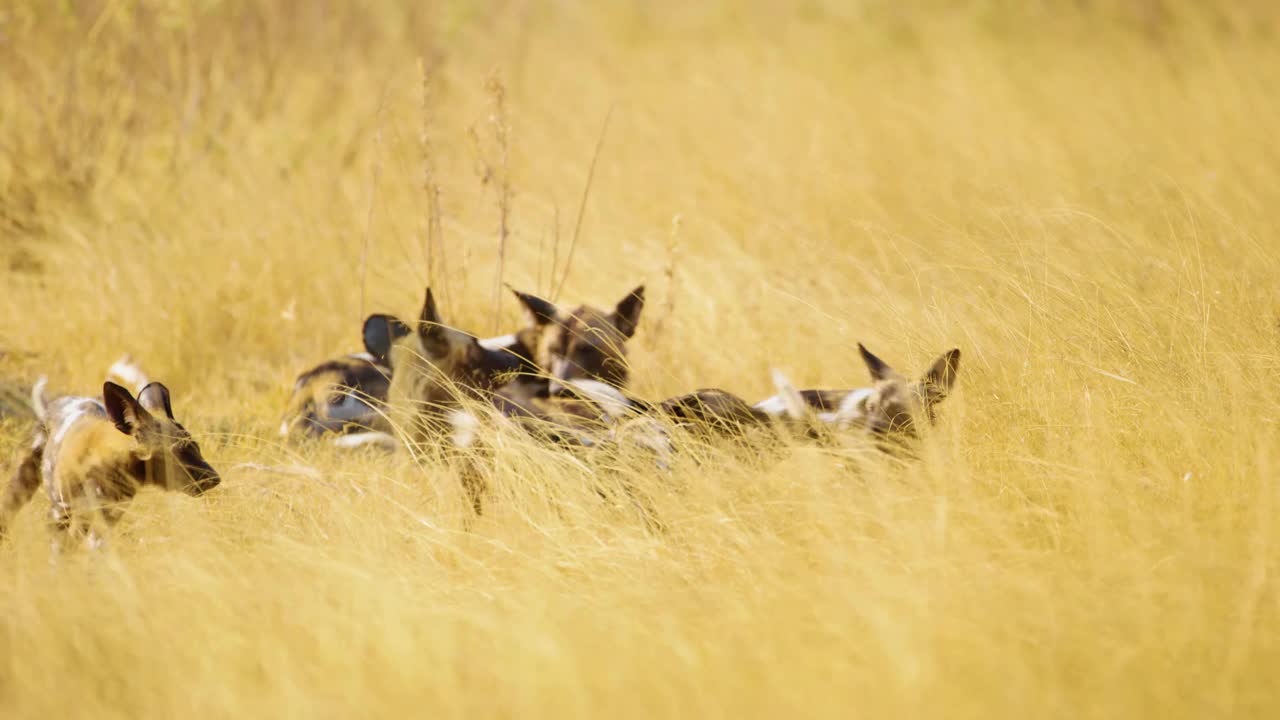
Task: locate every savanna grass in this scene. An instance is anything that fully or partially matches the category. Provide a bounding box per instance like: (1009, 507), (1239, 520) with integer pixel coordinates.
(2, 1), (1279, 717)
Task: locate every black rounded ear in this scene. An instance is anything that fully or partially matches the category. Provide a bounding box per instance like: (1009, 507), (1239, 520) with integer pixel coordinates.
(509, 285), (558, 327)
(922, 348), (961, 401)
(363, 314), (412, 366)
(858, 343), (901, 382)
(137, 382), (175, 419)
(611, 285), (645, 338)
(103, 381), (153, 435)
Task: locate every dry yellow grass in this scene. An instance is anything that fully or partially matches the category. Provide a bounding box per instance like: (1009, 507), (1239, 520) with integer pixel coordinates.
(3, 1), (1280, 717)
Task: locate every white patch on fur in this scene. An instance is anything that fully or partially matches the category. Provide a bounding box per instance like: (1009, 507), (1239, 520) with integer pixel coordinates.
(52, 398), (101, 448)
(448, 410), (480, 448)
(278, 420), (291, 437)
(564, 379), (634, 422)
(829, 388), (873, 426)
(754, 385), (874, 427)
(349, 352), (377, 363)
(768, 369), (807, 420)
(107, 355), (151, 392)
(477, 334), (517, 352)
(752, 395), (790, 417)
(326, 394), (373, 422)
(547, 358), (571, 395)
(331, 432), (400, 450)
(31, 376), (49, 421)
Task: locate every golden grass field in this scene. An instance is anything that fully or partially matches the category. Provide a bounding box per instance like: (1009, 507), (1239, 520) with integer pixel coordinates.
(3, 0), (1280, 716)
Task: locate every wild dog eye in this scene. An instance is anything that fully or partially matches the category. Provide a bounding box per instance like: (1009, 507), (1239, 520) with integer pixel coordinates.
(178, 442), (206, 464)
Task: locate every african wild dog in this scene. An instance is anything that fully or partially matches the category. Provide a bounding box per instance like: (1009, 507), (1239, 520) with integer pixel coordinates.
(281, 329), (534, 447)
(610, 344), (961, 472)
(340, 283), (645, 448)
(354, 286), (665, 513)
(756, 343), (961, 445)
(355, 287), (555, 513)
(280, 353), (393, 440)
(361, 288), (537, 446)
(0, 380), (220, 550)
(509, 284), (644, 395)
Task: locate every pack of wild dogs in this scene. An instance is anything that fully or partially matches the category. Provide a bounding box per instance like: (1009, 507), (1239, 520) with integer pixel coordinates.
(1, 283), (960, 549)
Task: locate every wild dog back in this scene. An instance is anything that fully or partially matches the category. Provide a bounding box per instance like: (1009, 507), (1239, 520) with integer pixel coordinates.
(281, 353), (393, 438)
(660, 389), (773, 436)
(756, 344), (961, 444)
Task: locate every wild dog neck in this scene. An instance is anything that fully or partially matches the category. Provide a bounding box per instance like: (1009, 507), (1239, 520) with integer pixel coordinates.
(53, 418), (147, 495)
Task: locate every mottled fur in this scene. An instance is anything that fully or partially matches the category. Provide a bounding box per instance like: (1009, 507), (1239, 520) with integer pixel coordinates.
(659, 389), (773, 436)
(510, 285), (644, 394)
(359, 288), (538, 514)
(757, 344), (961, 444)
(363, 288), (535, 445)
(280, 353), (393, 438)
(282, 326), (534, 445)
(1, 381), (220, 550)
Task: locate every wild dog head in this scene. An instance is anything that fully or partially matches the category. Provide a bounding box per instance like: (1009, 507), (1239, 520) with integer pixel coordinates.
(362, 287), (529, 441)
(102, 381), (221, 495)
(758, 345), (961, 445)
(854, 344), (961, 440)
(280, 354), (392, 438)
(510, 284), (644, 394)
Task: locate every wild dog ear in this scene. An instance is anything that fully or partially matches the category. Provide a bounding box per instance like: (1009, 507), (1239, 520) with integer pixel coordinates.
(417, 287), (451, 357)
(137, 382), (175, 419)
(921, 348), (961, 403)
(610, 285), (645, 339)
(509, 285), (558, 327)
(858, 343), (902, 382)
(363, 314), (412, 366)
(419, 287), (443, 328)
(103, 381), (155, 436)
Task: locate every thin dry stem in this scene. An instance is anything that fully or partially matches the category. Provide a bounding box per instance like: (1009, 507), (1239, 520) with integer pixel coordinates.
(419, 56), (449, 311)
(553, 105), (613, 301)
(361, 127), (383, 326)
(472, 71), (513, 333)
(647, 213), (683, 347)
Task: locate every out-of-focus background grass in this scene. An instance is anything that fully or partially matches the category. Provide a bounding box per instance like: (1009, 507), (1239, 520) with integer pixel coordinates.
(2, 1), (1279, 717)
